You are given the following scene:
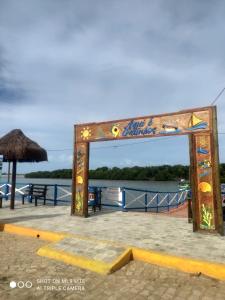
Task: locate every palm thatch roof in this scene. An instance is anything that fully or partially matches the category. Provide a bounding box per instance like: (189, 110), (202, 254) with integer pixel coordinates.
(0, 129), (48, 162)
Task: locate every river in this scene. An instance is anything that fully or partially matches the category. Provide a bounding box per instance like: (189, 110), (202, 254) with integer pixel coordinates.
(0, 175), (180, 192)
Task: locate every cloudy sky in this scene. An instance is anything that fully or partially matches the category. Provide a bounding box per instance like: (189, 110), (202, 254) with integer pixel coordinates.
(0, 0), (225, 173)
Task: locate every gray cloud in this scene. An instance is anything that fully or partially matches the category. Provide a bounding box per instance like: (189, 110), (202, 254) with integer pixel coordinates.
(0, 0), (225, 172)
(0, 83), (25, 104)
(0, 44), (26, 104)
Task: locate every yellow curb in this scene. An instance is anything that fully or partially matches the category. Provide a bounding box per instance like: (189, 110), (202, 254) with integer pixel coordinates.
(37, 243), (132, 275)
(110, 248), (132, 273)
(1, 223), (66, 242)
(2, 222), (225, 280)
(132, 247), (225, 281)
(1, 223), (132, 274)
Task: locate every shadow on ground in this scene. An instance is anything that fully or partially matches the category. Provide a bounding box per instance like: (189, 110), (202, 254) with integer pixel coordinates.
(0, 213), (64, 225)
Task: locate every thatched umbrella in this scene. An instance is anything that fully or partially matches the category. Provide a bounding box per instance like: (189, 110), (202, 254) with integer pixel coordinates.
(0, 129), (47, 209)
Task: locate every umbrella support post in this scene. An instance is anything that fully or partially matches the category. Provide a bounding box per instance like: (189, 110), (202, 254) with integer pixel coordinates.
(7, 162), (11, 183)
(10, 160), (17, 210)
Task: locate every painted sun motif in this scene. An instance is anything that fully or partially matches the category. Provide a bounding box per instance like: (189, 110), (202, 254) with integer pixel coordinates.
(198, 182), (212, 193)
(81, 127), (92, 140)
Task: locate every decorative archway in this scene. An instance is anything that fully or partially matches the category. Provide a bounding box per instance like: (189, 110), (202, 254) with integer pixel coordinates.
(71, 106), (224, 235)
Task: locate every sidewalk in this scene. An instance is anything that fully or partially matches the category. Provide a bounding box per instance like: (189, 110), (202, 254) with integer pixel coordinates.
(0, 201), (225, 279)
(1, 232), (225, 300)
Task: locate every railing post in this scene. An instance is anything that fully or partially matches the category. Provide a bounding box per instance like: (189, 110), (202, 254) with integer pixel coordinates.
(54, 184), (58, 206)
(5, 184), (9, 200)
(95, 187), (98, 204)
(145, 193), (147, 212)
(28, 184), (33, 203)
(176, 193), (179, 207)
(167, 194), (170, 211)
(182, 192), (184, 204)
(156, 194), (159, 213)
(187, 189), (193, 223)
(122, 188), (126, 211)
(98, 188), (102, 207)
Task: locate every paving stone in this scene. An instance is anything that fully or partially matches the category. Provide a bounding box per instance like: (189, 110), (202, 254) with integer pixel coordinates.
(1, 203), (225, 264)
(1, 204), (225, 299)
(0, 232), (224, 300)
(51, 237), (127, 264)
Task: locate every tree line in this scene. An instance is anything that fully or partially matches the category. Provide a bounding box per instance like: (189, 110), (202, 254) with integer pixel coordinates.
(24, 164), (225, 182)
(25, 169), (72, 179)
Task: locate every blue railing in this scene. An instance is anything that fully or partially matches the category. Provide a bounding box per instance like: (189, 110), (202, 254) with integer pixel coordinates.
(100, 186), (189, 212)
(1, 182), (224, 213)
(0, 182), (72, 205)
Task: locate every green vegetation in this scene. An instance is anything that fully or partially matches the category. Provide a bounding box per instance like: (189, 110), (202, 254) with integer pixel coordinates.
(25, 165), (190, 181)
(24, 164), (225, 182)
(25, 169), (72, 179)
(89, 165), (189, 181)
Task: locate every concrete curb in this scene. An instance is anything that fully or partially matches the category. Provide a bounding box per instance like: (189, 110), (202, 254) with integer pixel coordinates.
(1, 223), (225, 280)
(132, 247), (225, 281)
(37, 244), (132, 275)
(1, 223), (65, 242)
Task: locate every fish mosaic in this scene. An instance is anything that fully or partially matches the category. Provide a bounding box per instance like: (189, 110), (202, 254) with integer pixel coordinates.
(197, 147), (209, 155)
(198, 170), (210, 178)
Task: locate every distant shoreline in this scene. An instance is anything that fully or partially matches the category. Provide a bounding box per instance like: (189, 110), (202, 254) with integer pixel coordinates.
(24, 166), (189, 181)
(2, 174), (24, 178)
(3, 163), (225, 183)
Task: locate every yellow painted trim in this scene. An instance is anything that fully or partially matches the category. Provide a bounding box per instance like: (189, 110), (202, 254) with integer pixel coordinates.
(37, 244), (131, 275)
(110, 248), (132, 273)
(2, 222), (225, 280)
(1, 223), (131, 274)
(132, 247), (225, 281)
(2, 224), (66, 242)
(1, 223), (126, 247)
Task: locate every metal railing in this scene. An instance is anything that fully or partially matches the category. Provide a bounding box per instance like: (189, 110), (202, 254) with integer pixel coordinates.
(1, 182), (224, 212)
(100, 186), (189, 212)
(0, 183), (72, 205)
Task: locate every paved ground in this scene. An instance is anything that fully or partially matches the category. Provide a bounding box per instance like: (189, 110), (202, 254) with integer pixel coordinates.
(161, 202), (188, 218)
(52, 236), (127, 263)
(0, 202), (225, 264)
(1, 232), (225, 300)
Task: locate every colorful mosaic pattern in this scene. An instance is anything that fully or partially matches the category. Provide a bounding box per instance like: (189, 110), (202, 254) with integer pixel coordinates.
(76, 109), (210, 143)
(74, 143), (88, 215)
(73, 106), (223, 235)
(195, 135), (215, 230)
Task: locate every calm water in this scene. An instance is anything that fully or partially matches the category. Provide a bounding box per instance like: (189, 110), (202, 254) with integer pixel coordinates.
(1, 176), (180, 192)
